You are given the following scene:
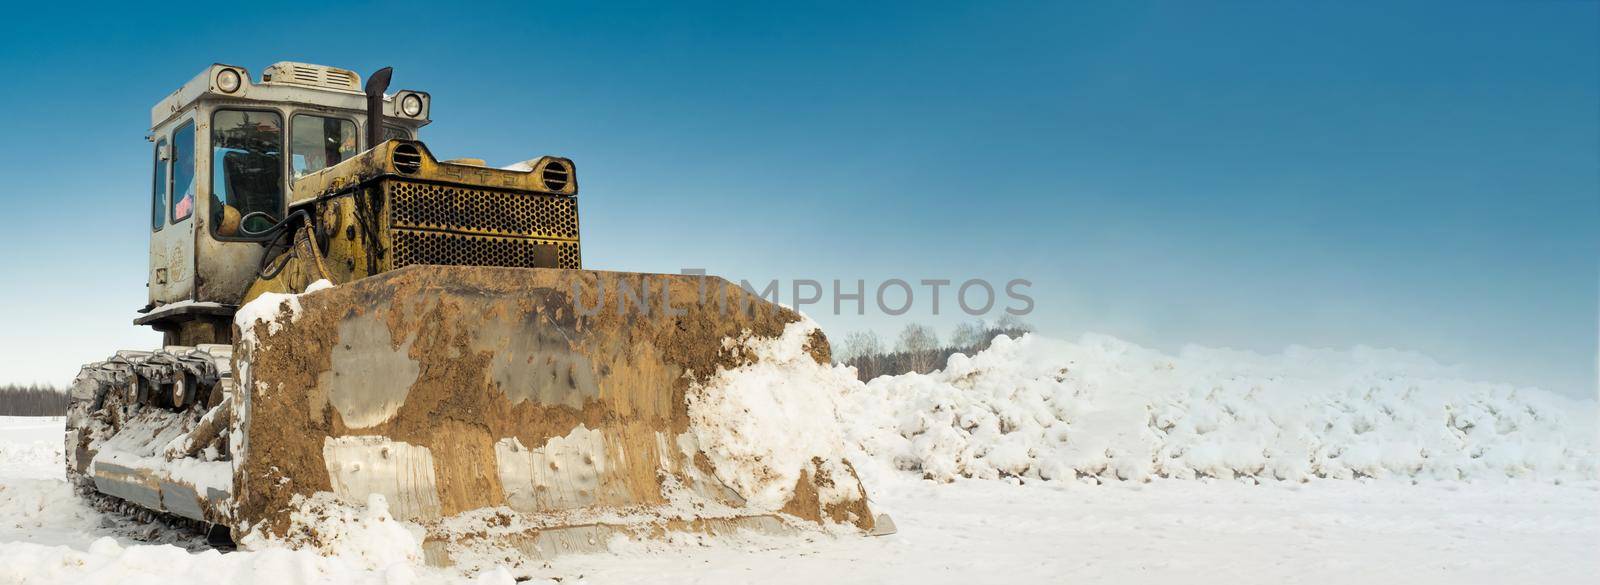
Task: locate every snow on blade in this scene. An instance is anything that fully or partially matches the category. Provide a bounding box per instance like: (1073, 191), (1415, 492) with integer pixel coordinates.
(232, 279), (335, 406)
(232, 279), (335, 347)
(686, 317), (866, 510)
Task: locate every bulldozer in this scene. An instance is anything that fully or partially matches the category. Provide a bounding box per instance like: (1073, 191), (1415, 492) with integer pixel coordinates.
(65, 62), (890, 565)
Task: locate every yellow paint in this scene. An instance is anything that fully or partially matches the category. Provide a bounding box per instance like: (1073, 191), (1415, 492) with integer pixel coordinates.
(242, 139), (581, 303)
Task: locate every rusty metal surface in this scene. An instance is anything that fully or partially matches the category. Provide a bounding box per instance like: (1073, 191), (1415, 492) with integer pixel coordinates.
(288, 140), (577, 207)
(240, 225), (334, 305)
(242, 142), (582, 305)
(231, 266), (878, 562)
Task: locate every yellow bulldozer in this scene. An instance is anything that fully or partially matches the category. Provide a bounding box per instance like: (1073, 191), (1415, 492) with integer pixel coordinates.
(65, 62), (889, 565)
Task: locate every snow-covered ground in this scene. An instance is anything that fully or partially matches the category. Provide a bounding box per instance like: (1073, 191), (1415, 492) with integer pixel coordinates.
(3, 332), (1598, 584)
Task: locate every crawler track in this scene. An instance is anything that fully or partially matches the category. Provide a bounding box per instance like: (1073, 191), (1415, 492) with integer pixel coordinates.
(65, 346), (236, 545)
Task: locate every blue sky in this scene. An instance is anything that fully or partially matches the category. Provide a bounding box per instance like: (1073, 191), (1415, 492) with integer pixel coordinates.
(0, 1), (1594, 398)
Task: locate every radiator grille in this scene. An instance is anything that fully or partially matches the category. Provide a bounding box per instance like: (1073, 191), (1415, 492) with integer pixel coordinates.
(388, 181), (578, 239)
(391, 230), (581, 270)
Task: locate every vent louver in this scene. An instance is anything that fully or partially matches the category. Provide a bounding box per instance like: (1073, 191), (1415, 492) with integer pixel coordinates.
(260, 62), (362, 92)
(392, 144), (423, 174)
(540, 161), (570, 192)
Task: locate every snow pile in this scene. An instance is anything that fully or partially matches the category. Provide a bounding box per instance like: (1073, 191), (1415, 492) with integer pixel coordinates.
(0, 417), (66, 478)
(687, 327), (1595, 488)
(685, 318), (864, 510)
(0, 440), (60, 479)
(0, 422), (79, 537)
(241, 493), (424, 573)
(846, 333), (1599, 483)
(0, 450), (102, 549)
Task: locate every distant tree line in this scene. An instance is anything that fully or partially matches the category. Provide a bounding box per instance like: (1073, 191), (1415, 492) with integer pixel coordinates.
(0, 384), (68, 416)
(835, 316), (1033, 381)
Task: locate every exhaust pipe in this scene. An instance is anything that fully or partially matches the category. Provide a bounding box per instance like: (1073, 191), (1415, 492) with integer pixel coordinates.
(364, 67), (394, 150)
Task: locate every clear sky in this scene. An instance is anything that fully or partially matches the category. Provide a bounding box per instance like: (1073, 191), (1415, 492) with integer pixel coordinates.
(0, 1), (1594, 398)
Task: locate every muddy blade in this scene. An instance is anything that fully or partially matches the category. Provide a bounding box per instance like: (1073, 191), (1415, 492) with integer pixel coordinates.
(233, 265), (876, 562)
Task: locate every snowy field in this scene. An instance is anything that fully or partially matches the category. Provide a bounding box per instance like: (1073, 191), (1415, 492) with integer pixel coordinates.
(3, 332), (1598, 584)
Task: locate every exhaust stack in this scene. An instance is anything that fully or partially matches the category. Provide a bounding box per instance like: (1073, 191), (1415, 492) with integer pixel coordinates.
(364, 67), (393, 149)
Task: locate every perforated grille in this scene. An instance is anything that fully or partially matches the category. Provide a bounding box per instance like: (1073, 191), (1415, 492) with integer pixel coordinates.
(388, 181), (578, 239)
(391, 230), (581, 270)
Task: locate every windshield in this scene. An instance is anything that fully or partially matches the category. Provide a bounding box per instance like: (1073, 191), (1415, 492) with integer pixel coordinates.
(384, 125), (412, 142)
(291, 114), (357, 180)
(211, 110), (284, 237)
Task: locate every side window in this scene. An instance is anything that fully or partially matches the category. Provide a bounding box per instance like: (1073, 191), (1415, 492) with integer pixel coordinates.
(211, 110), (284, 238)
(291, 114), (358, 180)
(170, 122), (196, 222)
(151, 138), (168, 231)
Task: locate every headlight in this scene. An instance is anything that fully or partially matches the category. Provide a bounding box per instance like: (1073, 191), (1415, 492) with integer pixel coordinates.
(215, 69), (242, 93)
(400, 94), (423, 117)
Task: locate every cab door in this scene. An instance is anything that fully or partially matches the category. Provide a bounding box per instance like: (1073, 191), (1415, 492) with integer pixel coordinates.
(147, 116), (198, 305)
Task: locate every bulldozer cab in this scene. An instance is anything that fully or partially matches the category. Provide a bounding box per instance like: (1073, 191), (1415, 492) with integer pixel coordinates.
(138, 63), (430, 343)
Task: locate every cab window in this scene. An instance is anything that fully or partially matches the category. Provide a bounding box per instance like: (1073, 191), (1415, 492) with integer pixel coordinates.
(291, 114), (357, 180)
(150, 138), (168, 231)
(383, 125), (411, 142)
(170, 122), (196, 222)
(211, 110), (284, 237)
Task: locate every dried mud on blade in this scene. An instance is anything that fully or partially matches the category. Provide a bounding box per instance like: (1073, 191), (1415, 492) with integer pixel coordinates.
(232, 265), (889, 564)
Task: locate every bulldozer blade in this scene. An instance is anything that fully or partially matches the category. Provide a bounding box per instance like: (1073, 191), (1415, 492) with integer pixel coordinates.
(231, 265), (881, 564)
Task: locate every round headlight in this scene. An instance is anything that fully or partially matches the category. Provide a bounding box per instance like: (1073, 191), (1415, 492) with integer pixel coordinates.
(400, 94), (423, 117)
(215, 69), (242, 93)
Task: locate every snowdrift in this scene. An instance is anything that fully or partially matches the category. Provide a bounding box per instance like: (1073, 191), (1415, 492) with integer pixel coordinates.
(840, 333), (1598, 483)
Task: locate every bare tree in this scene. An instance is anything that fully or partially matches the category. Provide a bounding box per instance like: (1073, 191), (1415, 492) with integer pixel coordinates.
(837, 330), (884, 364)
(950, 319), (989, 349)
(994, 314), (1033, 337)
(895, 323), (939, 353)
(896, 323), (940, 373)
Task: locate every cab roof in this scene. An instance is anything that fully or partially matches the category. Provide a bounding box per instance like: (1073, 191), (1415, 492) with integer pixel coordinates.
(150, 62), (431, 131)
